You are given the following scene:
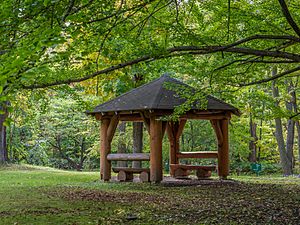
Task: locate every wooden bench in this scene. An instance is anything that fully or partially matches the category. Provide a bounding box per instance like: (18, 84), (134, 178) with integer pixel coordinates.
(176, 151), (218, 159)
(108, 154), (150, 182)
(170, 164), (216, 179)
(107, 153), (150, 161)
(112, 167), (150, 182)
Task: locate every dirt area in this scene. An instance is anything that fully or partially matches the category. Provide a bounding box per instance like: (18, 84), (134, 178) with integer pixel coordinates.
(47, 176), (300, 224)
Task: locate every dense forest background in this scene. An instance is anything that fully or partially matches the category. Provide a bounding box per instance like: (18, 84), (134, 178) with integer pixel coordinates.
(1, 0), (300, 175)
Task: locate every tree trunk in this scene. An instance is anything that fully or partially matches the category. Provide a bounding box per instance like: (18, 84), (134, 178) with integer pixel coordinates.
(295, 120), (300, 162)
(257, 104), (264, 162)
(190, 121), (195, 151)
(285, 118), (295, 171)
(78, 137), (86, 171)
(117, 122), (127, 167)
(248, 113), (257, 162)
(132, 122), (143, 168)
(285, 81), (295, 171)
(181, 133), (185, 152)
(296, 121), (300, 162)
(0, 103), (8, 164)
(290, 83), (300, 163)
(271, 68), (293, 175)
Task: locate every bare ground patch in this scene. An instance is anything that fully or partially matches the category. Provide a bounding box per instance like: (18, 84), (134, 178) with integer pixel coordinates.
(45, 181), (300, 224)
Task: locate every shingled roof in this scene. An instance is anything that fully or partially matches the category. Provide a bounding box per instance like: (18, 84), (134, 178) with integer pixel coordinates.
(89, 74), (240, 116)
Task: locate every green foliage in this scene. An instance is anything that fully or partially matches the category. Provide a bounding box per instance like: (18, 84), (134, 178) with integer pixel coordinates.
(7, 88), (100, 170)
(1, 0), (300, 174)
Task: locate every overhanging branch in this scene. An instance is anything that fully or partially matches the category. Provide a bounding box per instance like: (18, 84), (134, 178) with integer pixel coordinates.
(169, 35), (300, 54)
(278, 0), (300, 37)
(240, 66), (300, 86)
(22, 55), (153, 89)
(214, 40), (296, 72)
(22, 34), (300, 89)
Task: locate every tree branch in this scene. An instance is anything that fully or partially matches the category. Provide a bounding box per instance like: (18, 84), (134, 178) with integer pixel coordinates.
(227, 0), (231, 40)
(240, 66), (300, 86)
(213, 40), (296, 72)
(170, 34), (300, 53)
(290, 112), (300, 119)
(22, 55), (153, 89)
(238, 59), (297, 64)
(72, 0), (95, 15)
(278, 0), (300, 37)
(22, 35), (300, 89)
(61, 0), (76, 23)
(171, 46), (300, 61)
(131, 0), (172, 34)
(86, 0), (155, 24)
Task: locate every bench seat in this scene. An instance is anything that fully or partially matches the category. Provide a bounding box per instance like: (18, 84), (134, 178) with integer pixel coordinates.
(170, 164), (216, 179)
(177, 151), (218, 159)
(112, 167), (150, 182)
(112, 167), (150, 173)
(107, 153), (150, 161)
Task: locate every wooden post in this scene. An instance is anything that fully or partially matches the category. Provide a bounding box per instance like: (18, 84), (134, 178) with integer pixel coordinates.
(166, 122), (177, 168)
(150, 117), (163, 182)
(100, 118), (110, 181)
(100, 116), (119, 181)
(218, 119), (229, 179)
(166, 119), (186, 176)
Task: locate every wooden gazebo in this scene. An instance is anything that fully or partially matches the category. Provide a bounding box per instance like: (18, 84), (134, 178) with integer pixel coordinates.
(88, 74), (240, 183)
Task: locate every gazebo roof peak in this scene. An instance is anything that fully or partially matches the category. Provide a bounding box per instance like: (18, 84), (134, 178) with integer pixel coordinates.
(89, 74), (240, 116)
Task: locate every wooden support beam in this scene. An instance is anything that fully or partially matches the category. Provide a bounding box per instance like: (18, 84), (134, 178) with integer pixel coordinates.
(150, 109), (226, 117)
(119, 114), (143, 121)
(107, 115), (119, 142)
(218, 119), (229, 179)
(166, 122), (177, 171)
(100, 118), (110, 181)
(95, 113), (102, 120)
(211, 120), (223, 145)
(99, 116), (119, 181)
(181, 114), (227, 120)
(176, 119), (187, 140)
(150, 117), (163, 183)
(140, 112), (150, 134)
(166, 120), (186, 176)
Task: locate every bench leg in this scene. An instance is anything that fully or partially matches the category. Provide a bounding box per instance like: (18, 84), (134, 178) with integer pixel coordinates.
(139, 171), (150, 182)
(196, 169), (212, 179)
(118, 170), (134, 182)
(174, 168), (189, 178)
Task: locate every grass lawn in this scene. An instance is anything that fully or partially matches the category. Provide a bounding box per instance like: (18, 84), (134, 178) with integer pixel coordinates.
(0, 164), (299, 225)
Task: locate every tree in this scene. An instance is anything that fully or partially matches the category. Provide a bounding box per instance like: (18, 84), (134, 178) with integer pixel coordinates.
(0, 103), (8, 163)
(271, 68), (298, 175)
(1, 0), (299, 89)
(132, 74), (145, 169)
(117, 122), (127, 167)
(2, 0), (300, 169)
(5, 88), (99, 169)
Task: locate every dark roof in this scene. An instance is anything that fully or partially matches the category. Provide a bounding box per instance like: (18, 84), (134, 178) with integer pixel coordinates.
(89, 74), (240, 115)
